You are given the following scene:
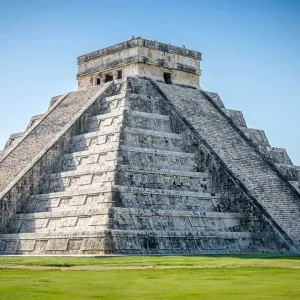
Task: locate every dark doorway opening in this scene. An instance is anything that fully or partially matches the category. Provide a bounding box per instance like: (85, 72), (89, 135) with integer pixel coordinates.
(105, 74), (113, 82)
(96, 78), (101, 85)
(164, 72), (172, 84)
(118, 70), (122, 79)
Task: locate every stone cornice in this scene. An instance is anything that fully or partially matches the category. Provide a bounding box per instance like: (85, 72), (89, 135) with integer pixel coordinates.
(77, 38), (201, 64)
(77, 55), (200, 78)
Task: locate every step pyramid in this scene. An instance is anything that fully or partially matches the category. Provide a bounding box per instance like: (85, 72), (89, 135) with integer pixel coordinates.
(0, 39), (299, 255)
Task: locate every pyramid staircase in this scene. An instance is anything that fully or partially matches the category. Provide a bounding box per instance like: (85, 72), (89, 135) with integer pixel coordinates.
(0, 77), (298, 255)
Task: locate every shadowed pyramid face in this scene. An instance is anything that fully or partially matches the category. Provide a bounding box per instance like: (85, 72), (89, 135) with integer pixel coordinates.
(0, 75), (298, 255)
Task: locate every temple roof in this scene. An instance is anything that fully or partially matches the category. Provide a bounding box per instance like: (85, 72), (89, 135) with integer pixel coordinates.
(77, 38), (202, 64)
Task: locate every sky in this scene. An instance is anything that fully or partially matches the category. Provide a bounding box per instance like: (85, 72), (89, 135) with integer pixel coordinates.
(0, 0), (299, 163)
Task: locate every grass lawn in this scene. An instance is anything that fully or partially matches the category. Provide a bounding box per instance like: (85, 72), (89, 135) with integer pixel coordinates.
(0, 254), (300, 268)
(0, 255), (299, 300)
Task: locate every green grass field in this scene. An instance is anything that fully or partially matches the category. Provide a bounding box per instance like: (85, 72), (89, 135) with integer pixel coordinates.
(0, 255), (299, 300)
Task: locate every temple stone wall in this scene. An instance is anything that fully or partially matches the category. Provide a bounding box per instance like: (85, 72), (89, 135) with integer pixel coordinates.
(77, 38), (201, 89)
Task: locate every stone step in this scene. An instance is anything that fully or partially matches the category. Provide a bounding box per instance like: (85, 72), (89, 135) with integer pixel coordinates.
(222, 108), (247, 127)
(120, 146), (195, 157)
(50, 164), (208, 184)
(113, 185), (220, 198)
(239, 127), (270, 147)
(61, 147), (118, 172)
(29, 185), (218, 203)
(0, 228), (254, 242)
(117, 165), (208, 178)
(123, 127), (186, 152)
(0, 227), (279, 255)
(71, 127), (120, 141)
(41, 160), (210, 193)
(123, 127), (181, 139)
(86, 110), (172, 135)
(124, 110), (172, 132)
(128, 94), (165, 114)
(69, 127), (186, 153)
(54, 164), (208, 179)
(110, 229), (258, 239)
(113, 185), (220, 211)
(25, 188), (113, 213)
(8, 208), (243, 235)
(69, 129), (120, 152)
(86, 111), (124, 133)
(64, 146), (119, 160)
(14, 207), (240, 222)
(0, 231), (108, 255)
(119, 146), (198, 171)
(62, 145), (197, 173)
(96, 93), (126, 115)
(7, 211), (110, 234)
(91, 110), (168, 122)
(274, 163), (298, 181)
(129, 110), (169, 120)
(111, 207), (243, 232)
(109, 229), (282, 255)
(106, 93), (160, 103)
(15, 208), (110, 220)
(112, 207), (241, 219)
(24, 185), (220, 214)
(0, 231), (108, 240)
(115, 165), (211, 192)
(40, 167), (115, 193)
(105, 92), (126, 102)
(69, 124), (184, 153)
(259, 147), (293, 165)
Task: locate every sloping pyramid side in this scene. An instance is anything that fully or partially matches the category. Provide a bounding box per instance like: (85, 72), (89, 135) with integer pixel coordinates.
(204, 93), (300, 192)
(154, 79), (300, 252)
(0, 80), (124, 254)
(0, 84), (111, 193)
(0, 77), (298, 255)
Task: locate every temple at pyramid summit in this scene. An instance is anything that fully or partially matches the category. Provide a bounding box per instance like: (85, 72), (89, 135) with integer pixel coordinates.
(1, 37), (300, 255)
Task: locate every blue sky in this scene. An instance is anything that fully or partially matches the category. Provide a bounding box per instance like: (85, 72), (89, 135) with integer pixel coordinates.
(0, 0), (299, 163)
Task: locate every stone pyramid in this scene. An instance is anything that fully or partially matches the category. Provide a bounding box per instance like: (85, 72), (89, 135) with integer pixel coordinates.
(0, 38), (299, 255)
